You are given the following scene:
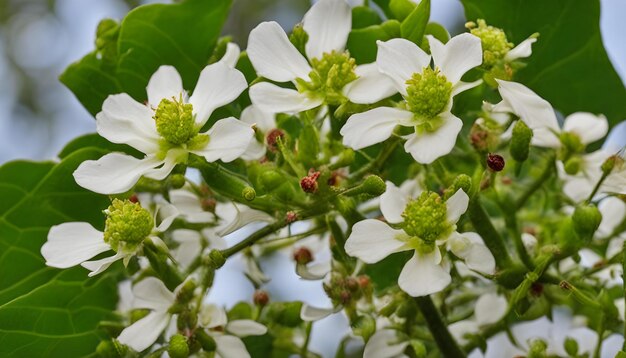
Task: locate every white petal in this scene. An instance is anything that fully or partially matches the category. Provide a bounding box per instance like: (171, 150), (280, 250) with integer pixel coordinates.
(169, 190), (213, 223)
(217, 203), (274, 236)
(41, 223), (108, 268)
(398, 251), (451, 297)
(249, 82), (323, 114)
(344, 219), (408, 263)
(200, 304), (228, 328)
(521, 233), (538, 252)
(247, 21), (312, 82)
(563, 112), (608, 145)
(189, 62), (248, 127)
(73, 153), (162, 194)
(597, 196), (626, 237)
(377, 38), (431, 95)
(428, 33), (482, 84)
(496, 80), (560, 132)
(172, 229), (202, 269)
(220, 42), (241, 68)
(448, 320), (479, 346)
(451, 79), (482, 97)
(131, 276), (176, 310)
(343, 63), (398, 104)
(117, 311), (170, 352)
(302, 0), (351, 60)
(215, 335), (251, 358)
(607, 236), (626, 259)
(191, 117), (254, 163)
(341, 107), (413, 150)
(240, 105), (275, 132)
(474, 293), (507, 325)
(363, 329), (410, 358)
(300, 304), (339, 321)
(241, 140), (266, 161)
(296, 262), (331, 280)
(504, 37), (537, 62)
(96, 94), (160, 154)
(532, 126), (561, 148)
(155, 201), (179, 232)
(463, 243), (496, 274)
(226, 320), (268, 337)
(445, 189), (469, 224)
(380, 181), (409, 224)
(403, 114), (462, 164)
(81, 252), (125, 277)
(146, 65), (184, 108)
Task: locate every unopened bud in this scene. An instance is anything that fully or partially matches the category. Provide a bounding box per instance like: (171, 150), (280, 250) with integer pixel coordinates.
(344, 175), (386, 197)
(564, 157), (582, 175)
(289, 24), (309, 55)
(176, 280), (197, 304)
(602, 155), (619, 175)
(300, 170), (320, 193)
(510, 120), (533, 162)
(487, 153), (505, 171)
(242, 186), (256, 201)
(286, 211), (298, 223)
(253, 290), (270, 306)
(168, 334), (189, 358)
(169, 174), (186, 189)
(572, 204), (602, 240)
(265, 129), (285, 153)
(527, 339), (547, 358)
(564, 337), (579, 356)
(345, 277), (359, 292)
(358, 275), (370, 288)
(195, 330), (217, 352)
(201, 198), (216, 212)
(293, 247), (314, 265)
(207, 249), (226, 269)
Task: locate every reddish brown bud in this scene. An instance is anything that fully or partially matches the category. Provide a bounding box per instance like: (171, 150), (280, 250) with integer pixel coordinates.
(201, 198), (216, 212)
(293, 247), (314, 265)
(344, 277), (359, 292)
(487, 153), (505, 171)
(339, 291), (352, 305)
(266, 129), (285, 152)
(300, 169), (320, 193)
(357, 275), (371, 288)
(530, 282), (543, 297)
(253, 290), (269, 306)
(128, 194), (139, 203)
(285, 211), (298, 223)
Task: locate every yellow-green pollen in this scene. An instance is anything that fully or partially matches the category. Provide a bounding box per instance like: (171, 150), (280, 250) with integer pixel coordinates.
(296, 51), (358, 106)
(103, 199), (154, 252)
(401, 191), (451, 253)
(468, 19), (513, 68)
(405, 67), (452, 131)
(153, 95), (200, 145)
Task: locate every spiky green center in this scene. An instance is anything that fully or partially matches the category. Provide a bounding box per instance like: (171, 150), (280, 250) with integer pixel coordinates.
(469, 19), (513, 67)
(401, 191), (451, 246)
(296, 51), (357, 105)
(153, 95), (198, 145)
(405, 67), (452, 122)
(103, 199), (153, 252)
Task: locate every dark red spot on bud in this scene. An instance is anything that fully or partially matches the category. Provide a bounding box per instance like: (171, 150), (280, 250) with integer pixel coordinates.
(487, 153), (505, 172)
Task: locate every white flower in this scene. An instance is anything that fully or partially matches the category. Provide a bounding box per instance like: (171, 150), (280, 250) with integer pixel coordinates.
(239, 105), (277, 160)
(199, 304), (267, 358)
(73, 62), (254, 194)
(449, 292), (507, 345)
(345, 181), (490, 296)
(169, 188), (214, 223)
(41, 198), (178, 276)
(363, 329), (410, 358)
(341, 34), (483, 164)
(247, 0), (396, 113)
(117, 277), (176, 352)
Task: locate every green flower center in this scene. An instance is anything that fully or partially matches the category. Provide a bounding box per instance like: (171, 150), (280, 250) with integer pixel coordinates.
(401, 191), (451, 246)
(296, 51), (358, 106)
(469, 19), (513, 67)
(405, 67), (452, 122)
(153, 95), (198, 145)
(103, 199), (154, 252)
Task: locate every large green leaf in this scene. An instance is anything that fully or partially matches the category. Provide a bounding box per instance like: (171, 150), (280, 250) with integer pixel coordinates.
(0, 148), (120, 357)
(61, 0), (232, 116)
(461, 0), (626, 125)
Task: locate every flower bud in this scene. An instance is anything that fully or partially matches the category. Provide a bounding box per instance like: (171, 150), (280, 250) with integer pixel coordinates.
(602, 155), (619, 175)
(242, 186), (256, 201)
(289, 23), (308, 55)
(300, 170), (320, 193)
(195, 330), (217, 352)
(176, 280), (197, 304)
(95, 19), (119, 64)
(206, 249), (226, 269)
(527, 339), (548, 358)
(564, 337), (579, 357)
(351, 315), (376, 341)
(343, 175), (386, 197)
(253, 290), (270, 306)
(201, 198), (216, 212)
(572, 204), (602, 240)
(564, 157), (582, 175)
(510, 120), (533, 162)
(168, 334), (189, 358)
(285, 211), (298, 223)
(96, 340), (123, 358)
(293, 247), (314, 265)
(169, 174), (186, 189)
(265, 129), (285, 153)
(487, 153), (505, 171)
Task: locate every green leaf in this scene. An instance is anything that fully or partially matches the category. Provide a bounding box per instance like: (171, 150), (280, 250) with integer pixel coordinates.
(461, 0), (626, 125)
(61, 0), (232, 116)
(352, 6), (382, 29)
(347, 20), (402, 64)
(0, 148), (120, 357)
(389, 0), (416, 21)
(425, 22), (450, 44)
(400, 0), (430, 45)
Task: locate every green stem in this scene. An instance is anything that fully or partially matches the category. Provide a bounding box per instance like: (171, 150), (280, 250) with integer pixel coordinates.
(350, 136), (400, 182)
(515, 152), (555, 209)
(509, 253), (554, 314)
(221, 220), (289, 259)
(500, 203), (534, 270)
(414, 296), (466, 358)
(301, 321), (313, 356)
(586, 170), (610, 204)
(594, 315), (605, 358)
(467, 197), (514, 269)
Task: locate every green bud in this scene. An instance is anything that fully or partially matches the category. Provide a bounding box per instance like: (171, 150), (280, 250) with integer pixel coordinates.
(563, 157), (582, 175)
(260, 170), (283, 191)
(343, 175), (386, 197)
(169, 174), (186, 189)
(572, 204), (602, 241)
(447, 174), (472, 199)
(228, 302), (254, 320)
(602, 155), (619, 175)
(168, 334), (189, 358)
(467, 19), (513, 68)
(176, 280), (197, 304)
(96, 340), (120, 358)
(95, 19), (120, 64)
(289, 23), (309, 56)
(351, 315), (376, 342)
(409, 340), (427, 358)
(195, 330), (217, 352)
(527, 339), (547, 358)
(509, 120), (533, 162)
(564, 337), (579, 357)
(242, 186), (256, 201)
(406, 67), (452, 119)
(104, 199), (154, 253)
(206, 249), (226, 269)
(267, 302), (303, 327)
